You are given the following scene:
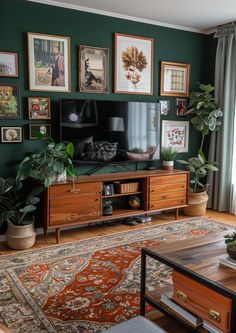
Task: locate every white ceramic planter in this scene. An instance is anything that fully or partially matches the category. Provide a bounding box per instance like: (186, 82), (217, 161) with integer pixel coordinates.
(163, 160), (174, 170)
(5, 221), (36, 250)
(52, 169), (67, 182)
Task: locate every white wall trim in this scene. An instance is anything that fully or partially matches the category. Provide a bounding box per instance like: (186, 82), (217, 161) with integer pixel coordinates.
(27, 0), (213, 35)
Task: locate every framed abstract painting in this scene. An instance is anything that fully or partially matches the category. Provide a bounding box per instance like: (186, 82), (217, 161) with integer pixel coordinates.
(162, 120), (189, 152)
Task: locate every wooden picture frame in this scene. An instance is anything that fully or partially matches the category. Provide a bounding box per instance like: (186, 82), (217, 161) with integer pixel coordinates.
(1, 126), (23, 143)
(114, 33), (154, 95)
(0, 51), (18, 77)
(28, 97), (51, 120)
(0, 83), (20, 119)
(79, 45), (109, 94)
(162, 120), (189, 152)
(29, 124), (51, 139)
(160, 61), (190, 97)
(28, 32), (71, 92)
(103, 184), (114, 196)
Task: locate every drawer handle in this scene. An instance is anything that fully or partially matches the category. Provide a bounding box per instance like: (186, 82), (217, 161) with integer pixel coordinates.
(209, 310), (221, 323)
(177, 290), (188, 303)
(70, 188), (80, 193)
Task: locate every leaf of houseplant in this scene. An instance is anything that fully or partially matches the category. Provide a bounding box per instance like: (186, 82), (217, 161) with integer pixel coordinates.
(25, 197), (40, 205)
(0, 211), (15, 225)
(66, 143), (74, 158)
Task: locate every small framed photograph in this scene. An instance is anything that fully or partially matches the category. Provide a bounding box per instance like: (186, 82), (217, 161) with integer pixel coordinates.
(0, 51), (18, 77)
(28, 32), (71, 92)
(103, 184), (114, 196)
(176, 97), (188, 116)
(114, 33), (154, 95)
(29, 124), (51, 139)
(160, 61), (190, 97)
(79, 45), (109, 93)
(0, 84), (20, 119)
(159, 100), (170, 115)
(1, 126), (23, 143)
(162, 120), (189, 152)
(28, 97), (51, 119)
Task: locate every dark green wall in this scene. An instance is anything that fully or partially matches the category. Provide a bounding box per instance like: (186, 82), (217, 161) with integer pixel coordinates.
(0, 0), (214, 177)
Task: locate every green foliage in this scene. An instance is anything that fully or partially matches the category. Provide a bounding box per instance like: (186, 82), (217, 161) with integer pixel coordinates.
(129, 147), (145, 154)
(161, 146), (179, 161)
(17, 132), (76, 188)
(177, 151), (218, 192)
(0, 177), (43, 227)
(187, 83), (223, 150)
(224, 230), (236, 244)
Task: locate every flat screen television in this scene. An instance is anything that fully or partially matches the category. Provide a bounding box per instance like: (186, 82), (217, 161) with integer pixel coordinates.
(60, 99), (161, 163)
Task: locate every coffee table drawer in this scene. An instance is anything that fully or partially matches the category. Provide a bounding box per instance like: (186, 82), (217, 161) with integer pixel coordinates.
(172, 270), (232, 333)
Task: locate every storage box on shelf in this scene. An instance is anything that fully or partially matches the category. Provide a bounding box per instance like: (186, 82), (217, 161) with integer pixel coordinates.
(44, 170), (189, 243)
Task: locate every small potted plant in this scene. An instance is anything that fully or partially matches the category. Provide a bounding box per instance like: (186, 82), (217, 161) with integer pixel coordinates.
(161, 146), (179, 170)
(0, 177), (43, 249)
(224, 230), (236, 260)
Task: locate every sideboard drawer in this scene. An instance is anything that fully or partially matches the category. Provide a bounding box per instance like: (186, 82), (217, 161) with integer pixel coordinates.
(149, 198), (186, 210)
(150, 182), (187, 194)
(150, 174), (187, 186)
(150, 190), (186, 201)
(49, 182), (101, 198)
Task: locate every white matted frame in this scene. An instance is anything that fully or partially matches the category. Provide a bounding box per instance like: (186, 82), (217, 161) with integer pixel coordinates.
(160, 61), (190, 97)
(28, 32), (71, 92)
(162, 120), (189, 152)
(114, 33), (154, 95)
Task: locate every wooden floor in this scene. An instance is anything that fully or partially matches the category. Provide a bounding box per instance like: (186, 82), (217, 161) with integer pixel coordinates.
(0, 209), (236, 333)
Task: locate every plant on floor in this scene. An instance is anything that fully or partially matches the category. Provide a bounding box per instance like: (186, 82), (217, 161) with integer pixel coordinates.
(17, 132), (76, 188)
(224, 230), (236, 260)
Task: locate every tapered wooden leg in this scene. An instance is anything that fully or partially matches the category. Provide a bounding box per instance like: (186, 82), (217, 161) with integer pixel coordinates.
(175, 208), (179, 220)
(56, 228), (61, 244)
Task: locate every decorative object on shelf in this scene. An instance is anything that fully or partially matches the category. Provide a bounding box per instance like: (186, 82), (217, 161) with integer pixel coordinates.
(103, 199), (113, 215)
(159, 100), (170, 115)
(224, 230), (236, 260)
(129, 195), (141, 209)
(0, 83), (20, 119)
(0, 176), (43, 249)
(1, 126), (22, 143)
(176, 97), (188, 116)
(28, 97), (51, 119)
(160, 61), (190, 97)
(114, 33), (153, 95)
(29, 124), (51, 139)
(103, 184), (115, 196)
(28, 32), (71, 92)
(79, 45), (109, 94)
(127, 146), (156, 161)
(162, 120), (189, 153)
(186, 83), (223, 151)
(161, 146), (179, 170)
(0, 51), (18, 77)
(177, 151), (218, 216)
(115, 181), (139, 194)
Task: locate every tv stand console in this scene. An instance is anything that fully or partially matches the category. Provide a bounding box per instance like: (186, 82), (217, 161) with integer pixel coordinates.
(44, 169), (189, 243)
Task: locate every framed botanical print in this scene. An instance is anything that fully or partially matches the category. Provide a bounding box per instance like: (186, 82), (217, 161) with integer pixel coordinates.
(79, 45), (109, 93)
(162, 120), (189, 152)
(28, 97), (51, 119)
(1, 126), (23, 143)
(28, 32), (71, 92)
(0, 51), (18, 77)
(160, 61), (190, 97)
(29, 124), (51, 139)
(114, 33), (154, 95)
(0, 84), (20, 119)
(176, 97), (188, 116)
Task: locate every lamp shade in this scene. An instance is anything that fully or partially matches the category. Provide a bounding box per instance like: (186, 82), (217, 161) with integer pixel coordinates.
(106, 117), (124, 132)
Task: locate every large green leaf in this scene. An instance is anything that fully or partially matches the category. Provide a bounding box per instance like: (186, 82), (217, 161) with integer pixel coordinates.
(0, 211), (15, 225)
(66, 142), (74, 158)
(19, 205), (37, 214)
(25, 196), (40, 205)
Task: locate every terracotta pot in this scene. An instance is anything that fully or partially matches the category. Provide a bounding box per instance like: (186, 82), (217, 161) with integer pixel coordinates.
(183, 191), (208, 216)
(5, 221), (36, 250)
(227, 243), (236, 260)
(163, 160), (174, 170)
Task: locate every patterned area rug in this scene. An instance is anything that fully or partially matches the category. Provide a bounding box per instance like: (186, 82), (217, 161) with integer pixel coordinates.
(0, 217), (233, 333)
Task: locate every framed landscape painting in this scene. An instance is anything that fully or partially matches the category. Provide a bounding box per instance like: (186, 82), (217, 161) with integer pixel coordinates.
(28, 32), (70, 92)
(28, 97), (51, 119)
(162, 120), (189, 152)
(0, 51), (18, 77)
(29, 124), (51, 139)
(114, 33), (153, 95)
(0, 84), (20, 119)
(79, 45), (109, 93)
(1, 126), (22, 143)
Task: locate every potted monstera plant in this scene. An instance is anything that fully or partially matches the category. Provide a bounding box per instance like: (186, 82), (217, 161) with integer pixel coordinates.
(0, 177), (43, 249)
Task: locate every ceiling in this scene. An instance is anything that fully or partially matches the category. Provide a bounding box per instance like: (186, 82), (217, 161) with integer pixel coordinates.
(29, 0), (236, 34)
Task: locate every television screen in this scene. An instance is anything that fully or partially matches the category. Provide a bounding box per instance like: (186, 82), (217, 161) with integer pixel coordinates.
(60, 99), (161, 163)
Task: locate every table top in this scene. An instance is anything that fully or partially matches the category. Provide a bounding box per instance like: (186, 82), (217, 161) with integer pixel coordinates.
(144, 232), (236, 296)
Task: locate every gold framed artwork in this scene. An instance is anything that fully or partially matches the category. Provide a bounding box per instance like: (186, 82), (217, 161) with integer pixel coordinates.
(28, 97), (51, 120)
(0, 84), (20, 119)
(29, 124), (51, 139)
(114, 33), (154, 95)
(28, 32), (71, 92)
(160, 61), (190, 97)
(79, 45), (109, 93)
(0, 51), (18, 77)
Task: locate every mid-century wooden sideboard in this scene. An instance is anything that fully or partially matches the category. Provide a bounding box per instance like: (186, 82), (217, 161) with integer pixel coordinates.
(44, 169), (189, 243)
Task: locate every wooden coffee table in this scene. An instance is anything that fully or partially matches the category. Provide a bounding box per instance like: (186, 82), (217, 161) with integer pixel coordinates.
(140, 232), (236, 332)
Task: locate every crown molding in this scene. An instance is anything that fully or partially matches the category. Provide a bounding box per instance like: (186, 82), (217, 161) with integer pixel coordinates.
(27, 0), (214, 35)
